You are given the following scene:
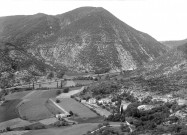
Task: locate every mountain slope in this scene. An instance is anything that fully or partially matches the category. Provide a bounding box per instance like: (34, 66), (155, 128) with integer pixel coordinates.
(129, 42), (187, 95)
(0, 7), (167, 73)
(161, 38), (187, 49)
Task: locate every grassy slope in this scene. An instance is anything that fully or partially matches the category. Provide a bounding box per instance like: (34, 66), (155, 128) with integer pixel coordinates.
(0, 99), (21, 122)
(5, 91), (31, 100)
(18, 99), (53, 121)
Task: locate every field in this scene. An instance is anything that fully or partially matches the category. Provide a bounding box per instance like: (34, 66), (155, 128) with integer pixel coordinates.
(64, 80), (76, 87)
(24, 123), (99, 135)
(45, 99), (65, 115)
(18, 99), (53, 121)
(58, 98), (98, 118)
(57, 87), (84, 98)
(74, 80), (93, 85)
(5, 91), (32, 100)
(0, 118), (32, 130)
(22, 90), (58, 99)
(0, 99), (21, 122)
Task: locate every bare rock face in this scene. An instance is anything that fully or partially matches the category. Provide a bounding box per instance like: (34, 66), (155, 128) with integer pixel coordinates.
(0, 7), (167, 73)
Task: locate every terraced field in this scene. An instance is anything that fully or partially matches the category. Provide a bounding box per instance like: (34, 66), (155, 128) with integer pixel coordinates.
(18, 99), (53, 121)
(58, 98), (98, 118)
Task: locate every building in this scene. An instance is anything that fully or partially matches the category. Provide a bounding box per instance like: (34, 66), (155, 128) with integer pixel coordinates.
(121, 101), (131, 111)
(98, 98), (111, 104)
(55, 113), (69, 119)
(88, 98), (97, 104)
(138, 105), (154, 111)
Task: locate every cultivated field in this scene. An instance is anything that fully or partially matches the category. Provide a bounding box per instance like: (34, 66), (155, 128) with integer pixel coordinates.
(0, 118), (32, 130)
(58, 98), (97, 118)
(74, 80), (93, 85)
(0, 99), (21, 122)
(22, 90), (58, 99)
(57, 87), (84, 98)
(45, 98), (66, 115)
(5, 91), (32, 100)
(64, 80), (76, 87)
(18, 99), (53, 121)
(24, 123), (99, 135)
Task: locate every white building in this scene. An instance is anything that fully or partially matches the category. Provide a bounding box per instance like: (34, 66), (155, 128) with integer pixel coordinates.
(138, 105), (154, 111)
(121, 101), (131, 111)
(88, 98), (97, 104)
(98, 98), (111, 104)
(55, 113), (69, 119)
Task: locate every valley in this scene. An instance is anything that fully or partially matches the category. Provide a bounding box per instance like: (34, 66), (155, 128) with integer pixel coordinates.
(0, 5), (187, 135)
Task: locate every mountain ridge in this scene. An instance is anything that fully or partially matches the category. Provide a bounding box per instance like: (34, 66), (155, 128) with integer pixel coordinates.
(0, 6), (167, 74)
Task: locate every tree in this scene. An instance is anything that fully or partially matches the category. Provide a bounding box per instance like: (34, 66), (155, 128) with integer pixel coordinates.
(63, 88), (69, 93)
(120, 123), (130, 132)
(125, 103), (140, 117)
(69, 110), (74, 116)
(47, 72), (54, 80)
(103, 121), (110, 127)
(56, 70), (65, 79)
(56, 99), (60, 103)
(56, 90), (61, 95)
(6, 127), (11, 131)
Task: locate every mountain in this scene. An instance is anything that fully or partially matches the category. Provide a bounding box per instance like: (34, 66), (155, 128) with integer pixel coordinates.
(137, 42), (187, 78)
(130, 42), (187, 94)
(161, 38), (187, 49)
(0, 7), (167, 74)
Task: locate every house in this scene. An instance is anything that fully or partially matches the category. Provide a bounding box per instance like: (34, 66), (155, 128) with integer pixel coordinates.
(138, 105), (154, 111)
(177, 99), (187, 106)
(81, 99), (87, 103)
(98, 98), (111, 104)
(88, 98), (97, 104)
(170, 110), (187, 119)
(121, 101), (131, 111)
(55, 113), (69, 119)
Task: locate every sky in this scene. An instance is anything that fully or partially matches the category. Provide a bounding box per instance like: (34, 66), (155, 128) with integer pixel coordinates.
(0, 0), (187, 41)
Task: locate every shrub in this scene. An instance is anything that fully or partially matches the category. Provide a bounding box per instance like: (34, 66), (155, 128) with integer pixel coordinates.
(54, 121), (69, 127)
(103, 121), (110, 126)
(56, 99), (60, 103)
(47, 72), (54, 80)
(22, 116), (27, 120)
(120, 123), (130, 132)
(6, 127), (11, 131)
(56, 90), (61, 95)
(33, 125), (46, 130)
(24, 126), (31, 130)
(63, 88), (69, 93)
(69, 110), (74, 116)
(56, 71), (65, 79)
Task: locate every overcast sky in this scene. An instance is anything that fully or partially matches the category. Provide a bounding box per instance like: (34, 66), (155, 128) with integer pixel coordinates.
(0, 0), (187, 41)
